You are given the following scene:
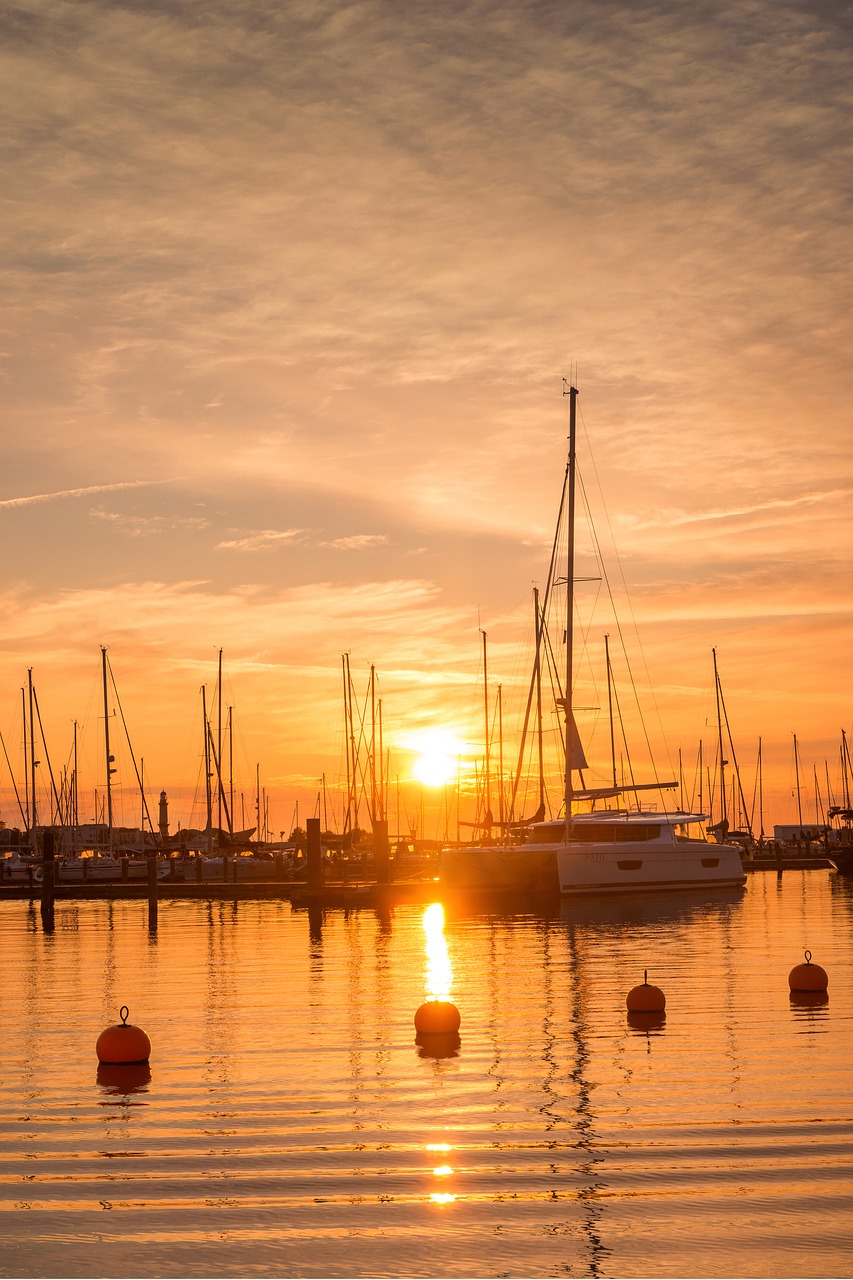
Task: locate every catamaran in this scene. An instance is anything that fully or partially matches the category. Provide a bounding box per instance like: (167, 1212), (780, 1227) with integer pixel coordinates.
(440, 384), (746, 896)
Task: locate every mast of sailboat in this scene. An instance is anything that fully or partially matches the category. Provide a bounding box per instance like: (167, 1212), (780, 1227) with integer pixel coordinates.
(757, 736), (764, 840)
(813, 763), (823, 828)
(101, 647), (116, 852)
(793, 732), (803, 826)
(370, 663), (377, 828)
(228, 705), (234, 837)
(72, 720), (79, 830)
(21, 687), (30, 838)
(497, 682), (505, 832)
(28, 669), (37, 841)
(712, 647), (726, 831)
(562, 381), (578, 840)
(217, 648), (223, 838)
(378, 695), (384, 822)
(481, 628), (491, 832)
(341, 655), (352, 835)
(534, 588), (545, 815)
(605, 633), (617, 790)
(201, 685), (213, 855)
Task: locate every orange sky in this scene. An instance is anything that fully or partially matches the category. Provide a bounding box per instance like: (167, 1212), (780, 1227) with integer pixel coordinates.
(2, 0), (851, 837)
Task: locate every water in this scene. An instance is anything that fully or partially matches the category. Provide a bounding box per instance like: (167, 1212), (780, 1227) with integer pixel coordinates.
(1, 872), (852, 1278)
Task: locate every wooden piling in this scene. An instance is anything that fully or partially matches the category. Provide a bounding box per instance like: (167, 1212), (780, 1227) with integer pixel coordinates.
(306, 817), (324, 893)
(40, 828), (55, 930)
(147, 853), (158, 930)
(374, 818), (391, 885)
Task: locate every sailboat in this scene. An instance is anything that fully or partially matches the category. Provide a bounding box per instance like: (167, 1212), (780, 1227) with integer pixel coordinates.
(439, 385), (746, 896)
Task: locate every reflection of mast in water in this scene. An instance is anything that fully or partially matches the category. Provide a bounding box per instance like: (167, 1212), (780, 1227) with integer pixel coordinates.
(564, 924), (611, 1279)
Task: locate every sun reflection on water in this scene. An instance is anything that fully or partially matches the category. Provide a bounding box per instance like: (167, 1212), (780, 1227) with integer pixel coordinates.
(423, 902), (452, 1000)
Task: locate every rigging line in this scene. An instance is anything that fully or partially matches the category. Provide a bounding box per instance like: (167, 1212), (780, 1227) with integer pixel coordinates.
(712, 670), (753, 839)
(610, 670), (639, 801)
(32, 686), (63, 823)
(576, 407), (678, 787)
(576, 464), (671, 798)
(106, 654), (155, 834)
(0, 727), (27, 826)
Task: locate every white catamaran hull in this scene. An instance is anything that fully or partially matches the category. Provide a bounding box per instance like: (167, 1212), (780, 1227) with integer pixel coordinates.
(555, 839), (745, 894)
(440, 826), (746, 896)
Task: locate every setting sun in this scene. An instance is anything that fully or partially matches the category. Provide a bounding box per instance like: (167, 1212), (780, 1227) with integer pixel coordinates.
(405, 729), (468, 788)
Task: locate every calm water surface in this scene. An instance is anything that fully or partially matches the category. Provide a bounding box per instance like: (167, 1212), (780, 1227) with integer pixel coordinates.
(1, 871), (852, 1278)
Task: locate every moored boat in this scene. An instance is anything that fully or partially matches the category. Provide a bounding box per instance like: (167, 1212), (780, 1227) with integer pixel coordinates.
(440, 384), (746, 898)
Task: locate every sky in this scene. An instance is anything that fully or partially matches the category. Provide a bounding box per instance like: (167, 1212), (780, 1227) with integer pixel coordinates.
(1, 0), (851, 839)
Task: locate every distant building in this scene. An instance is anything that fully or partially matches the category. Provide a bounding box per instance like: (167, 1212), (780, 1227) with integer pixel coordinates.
(773, 824), (829, 843)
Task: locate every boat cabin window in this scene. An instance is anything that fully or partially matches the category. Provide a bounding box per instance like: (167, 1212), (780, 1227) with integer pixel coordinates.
(573, 823), (661, 843)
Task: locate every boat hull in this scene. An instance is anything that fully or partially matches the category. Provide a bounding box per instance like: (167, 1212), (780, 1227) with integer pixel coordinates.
(439, 845), (559, 893)
(440, 838), (746, 896)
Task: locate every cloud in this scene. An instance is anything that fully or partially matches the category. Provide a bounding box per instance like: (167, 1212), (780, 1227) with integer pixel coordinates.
(0, 480), (168, 509)
(320, 534), (389, 550)
(89, 507), (211, 536)
(215, 528), (308, 552)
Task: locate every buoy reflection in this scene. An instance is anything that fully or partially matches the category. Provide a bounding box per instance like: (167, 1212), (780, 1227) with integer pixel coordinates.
(415, 1031), (460, 1059)
(423, 902), (452, 1001)
(96, 1062), (152, 1094)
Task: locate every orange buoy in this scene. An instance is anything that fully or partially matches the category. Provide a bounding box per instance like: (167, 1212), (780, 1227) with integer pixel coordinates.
(414, 1000), (461, 1034)
(96, 1006), (151, 1064)
(788, 950), (828, 992)
(626, 970), (666, 1013)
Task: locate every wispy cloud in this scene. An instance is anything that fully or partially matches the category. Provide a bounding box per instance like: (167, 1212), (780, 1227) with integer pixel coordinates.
(215, 528), (308, 553)
(0, 481), (168, 509)
(626, 488), (853, 532)
(89, 508), (210, 536)
(320, 534), (389, 550)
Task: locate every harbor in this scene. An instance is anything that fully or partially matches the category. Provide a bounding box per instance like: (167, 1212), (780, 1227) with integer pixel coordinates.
(1, 870), (851, 1279)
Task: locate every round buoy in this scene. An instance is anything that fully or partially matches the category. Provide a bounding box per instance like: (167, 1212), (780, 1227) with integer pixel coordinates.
(96, 1006), (151, 1064)
(626, 970), (666, 1013)
(788, 950), (828, 992)
(414, 1000), (461, 1034)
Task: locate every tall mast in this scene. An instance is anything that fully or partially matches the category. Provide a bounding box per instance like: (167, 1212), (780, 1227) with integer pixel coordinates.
(605, 633), (617, 789)
(72, 720), (79, 829)
(712, 648), (726, 830)
(201, 685), (212, 854)
(228, 705), (234, 836)
(342, 655), (352, 835)
(534, 587), (545, 814)
(757, 736), (764, 839)
(217, 648), (223, 837)
(21, 687), (30, 836)
(497, 682), (505, 833)
(793, 732), (803, 826)
(27, 669), (37, 838)
(481, 628), (491, 830)
(562, 381), (578, 838)
(101, 647), (115, 850)
(378, 696), (384, 822)
(370, 664), (377, 827)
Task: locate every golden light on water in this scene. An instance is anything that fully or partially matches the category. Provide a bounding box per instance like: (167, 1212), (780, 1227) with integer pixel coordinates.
(432, 1164), (453, 1177)
(423, 902), (452, 1000)
(429, 1192), (457, 1205)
